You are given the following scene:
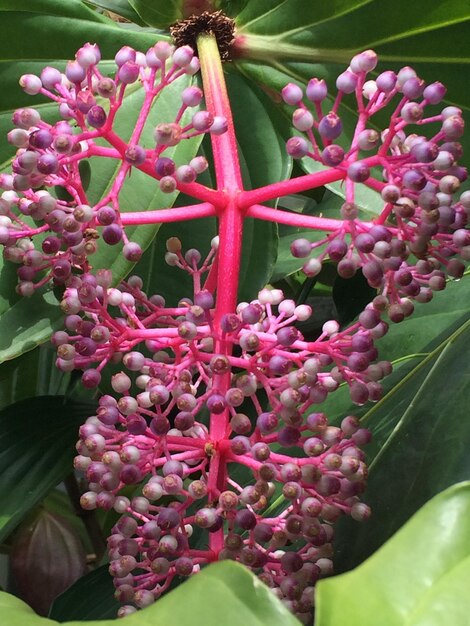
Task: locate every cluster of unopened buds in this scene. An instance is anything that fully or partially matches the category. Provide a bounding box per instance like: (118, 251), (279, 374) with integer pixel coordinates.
(0, 25), (468, 622)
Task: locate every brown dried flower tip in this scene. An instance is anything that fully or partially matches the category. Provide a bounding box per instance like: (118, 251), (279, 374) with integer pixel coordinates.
(170, 10), (236, 61)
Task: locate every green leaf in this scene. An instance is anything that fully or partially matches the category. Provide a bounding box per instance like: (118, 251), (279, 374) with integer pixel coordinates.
(316, 482), (470, 626)
(0, 345), (69, 410)
(84, 0), (148, 25)
(341, 320), (470, 567)
(0, 289), (64, 364)
(2, 561), (301, 626)
(128, 0), (182, 28)
(234, 0), (470, 189)
(320, 276), (470, 573)
(49, 565), (120, 621)
(375, 274), (470, 363)
(0, 396), (95, 541)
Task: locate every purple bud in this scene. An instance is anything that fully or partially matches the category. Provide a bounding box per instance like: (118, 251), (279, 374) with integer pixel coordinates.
(29, 129), (53, 149)
(145, 47), (162, 68)
(410, 140), (439, 163)
(87, 106), (107, 128)
(194, 289), (214, 310)
(400, 102), (423, 123)
(76, 43), (101, 67)
(221, 313), (241, 333)
(442, 115), (464, 140)
(318, 112), (343, 140)
(357, 129), (379, 151)
(154, 157), (175, 177)
(75, 90), (95, 114)
(118, 62), (140, 84)
(115, 46), (136, 67)
(189, 156), (208, 173)
(82, 369), (101, 388)
(192, 111), (214, 131)
(66, 61), (86, 84)
(181, 86), (203, 107)
(347, 161), (370, 182)
(423, 81), (446, 104)
(336, 70), (358, 93)
(40, 66), (62, 89)
(97, 206), (116, 225)
(292, 108), (314, 131)
(290, 238), (311, 258)
(286, 136), (309, 158)
(154, 41), (173, 61)
(102, 224), (123, 245)
(37, 154), (59, 175)
(175, 165), (196, 184)
(124, 144), (146, 165)
(172, 45), (194, 68)
(206, 394), (226, 414)
(376, 71), (397, 93)
(19, 74), (42, 95)
(322, 144), (344, 166)
(276, 326), (299, 346)
(281, 83), (303, 105)
(401, 77), (425, 99)
(350, 50), (378, 73)
(13, 108), (41, 129)
(97, 77), (116, 98)
(209, 116), (228, 135)
(306, 78), (327, 102)
(123, 242), (142, 262)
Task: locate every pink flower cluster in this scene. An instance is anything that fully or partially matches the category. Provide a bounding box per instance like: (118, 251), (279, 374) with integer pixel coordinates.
(0, 34), (467, 621)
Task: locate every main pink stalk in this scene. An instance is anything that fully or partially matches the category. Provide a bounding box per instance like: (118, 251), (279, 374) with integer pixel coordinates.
(197, 33), (245, 553)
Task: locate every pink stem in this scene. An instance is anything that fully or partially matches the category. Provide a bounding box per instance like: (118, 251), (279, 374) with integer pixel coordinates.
(197, 32), (247, 554)
(246, 204), (374, 231)
(120, 202), (216, 225)
(238, 155), (383, 209)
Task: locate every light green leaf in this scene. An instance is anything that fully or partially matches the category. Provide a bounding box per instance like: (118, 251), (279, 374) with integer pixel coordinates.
(128, 0), (182, 28)
(1, 561), (301, 626)
(316, 482), (470, 626)
(49, 564), (120, 621)
(0, 344), (69, 410)
(84, 0), (148, 25)
(0, 396), (95, 541)
(234, 0), (470, 196)
(319, 276), (470, 574)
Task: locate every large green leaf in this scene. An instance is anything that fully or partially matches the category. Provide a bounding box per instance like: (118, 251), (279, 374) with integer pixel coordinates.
(316, 482), (470, 626)
(50, 565), (120, 621)
(0, 396), (95, 541)
(317, 276), (470, 573)
(128, 0), (182, 28)
(233, 0), (470, 192)
(2, 561), (301, 626)
(0, 345), (69, 410)
(338, 320), (470, 569)
(84, 0), (148, 25)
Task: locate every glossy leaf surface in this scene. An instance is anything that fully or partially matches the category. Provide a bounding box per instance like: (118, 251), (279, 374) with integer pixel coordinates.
(0, 396), (95, 541)
(316, 483), (470, 626)
(2, 561), (301, 626)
